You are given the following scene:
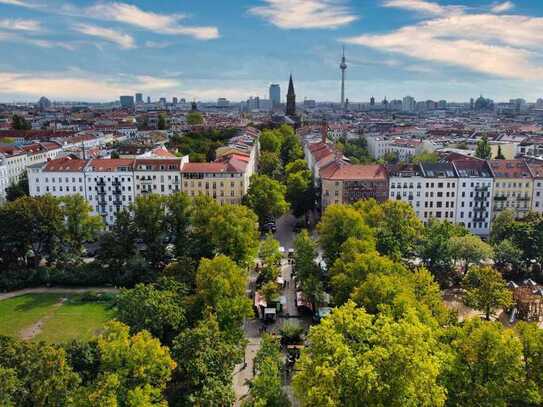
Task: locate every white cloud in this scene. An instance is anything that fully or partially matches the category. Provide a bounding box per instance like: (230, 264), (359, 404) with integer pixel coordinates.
(73, 23), (135, 49)
(85, 2), (219, 40)
(344, 3), (543, 80)
(491, 1), (514, 13)
(0, 18), (42, 31)
(383, 0), (464, 16)
(0, 0), (39, 8)
(249, 0), (357, 29)
(0, 70), (181, 101)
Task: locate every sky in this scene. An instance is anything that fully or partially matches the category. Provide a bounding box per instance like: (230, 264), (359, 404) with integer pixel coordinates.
(1, 0), (543, 103)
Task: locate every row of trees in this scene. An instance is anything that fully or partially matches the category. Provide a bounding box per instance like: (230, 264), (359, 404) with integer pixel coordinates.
(291, 200), (543, 406)
(251, 124), (315, 222)
(0, 193), (260, 289)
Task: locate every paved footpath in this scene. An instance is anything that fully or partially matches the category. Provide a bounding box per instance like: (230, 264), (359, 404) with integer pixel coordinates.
(0, 287), (119, 301)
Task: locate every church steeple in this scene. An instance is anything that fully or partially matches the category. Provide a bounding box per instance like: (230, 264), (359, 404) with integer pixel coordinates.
(286, 74), (296, 117)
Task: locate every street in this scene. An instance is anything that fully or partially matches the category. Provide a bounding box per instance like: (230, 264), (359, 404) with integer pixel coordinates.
(233, 213), (310, 406)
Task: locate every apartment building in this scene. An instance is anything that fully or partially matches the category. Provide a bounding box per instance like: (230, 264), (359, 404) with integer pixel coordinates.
(388, 164), (426, 219)
(452, 159), (494, 236)
(180, 157), (248, 205)
(321, 162), (388, 208)
(29, 157), (186, 226)
(418, 163), (458, 223)
(0, 141), (63, 202)
(529, 163), (543, 213)
(489, 160), (533, 219)
(365, 135), (436, 161)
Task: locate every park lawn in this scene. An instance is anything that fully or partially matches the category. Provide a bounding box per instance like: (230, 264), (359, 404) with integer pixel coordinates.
(0, 293), (115, 343)
(0, 293), (62, 338)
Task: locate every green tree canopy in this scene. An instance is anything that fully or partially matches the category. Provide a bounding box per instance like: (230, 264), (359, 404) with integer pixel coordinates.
(293, 301), (446, 407)
(475, 135), (492, 159)
(186, 112), (203, 125)
(259, 151), (283, 180)
(61, 194), (104, 256)
(443, 319), (539, 406)
(318, 204), (374, 267)
(463, 266), (512, 320)
(245, 175), (289, 225)
(449, 234), (494, 274)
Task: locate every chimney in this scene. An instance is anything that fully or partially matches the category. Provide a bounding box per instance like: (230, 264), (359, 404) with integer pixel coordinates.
(321, 121), (328, 144)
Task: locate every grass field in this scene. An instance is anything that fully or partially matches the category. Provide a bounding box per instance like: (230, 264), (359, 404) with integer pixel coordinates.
(0, 293), (115, 343)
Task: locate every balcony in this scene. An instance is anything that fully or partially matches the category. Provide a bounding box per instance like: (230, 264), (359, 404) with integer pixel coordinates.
(517, 196), (531, 201)
(473, 217), (486, 223)
(474, 195), (486, 201)
(473, 207), (486, 212)
(113, 200), (122, 206)
(475, 186), (489, 192)
(96, 180), (105, 187)
(494, 196), (507, 201)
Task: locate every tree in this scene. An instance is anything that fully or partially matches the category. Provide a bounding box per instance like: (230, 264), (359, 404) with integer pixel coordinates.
(186, 112), (203, 125)
(61, 195), (103, 256)
(5, 173), (29, 201)
(280, 131), (303, 165)
(157, 113), (167, 130)
(516, 322), (543, 402)
(195, 256), (253, 335)
(260, 281), (281, 304)
(244, 334), (289, 407)
(11, 114), (31, 130)
(92, 321), (176, 406)
(411, 150), (439, 164)
(495, 145), (506, 159)
(463, 266), (512, 320)
(449, 234), (494, 274)
(171, 314), (242, 406)
(292, 301), (446, 406)
(132, 194), (168, 270)
(443, 319), (539, 406)
(0, 195), (65, 266)
(207, 204), (259, 267)
(475, 134), (492, 159)
(96, 209), (139, 285)
(383, 151), (399, 164)
(0, 336), (81, 406)
(318, 204), (374, 267)
(294, 230), (324, 308)
(373, 200), (423, 260)
(245, 175), (289, 225)
(493, 238), (524, 273)
(259, 130), (282, 154)
(165, 192), (192, 259)
(116, 280), (187, 344)
(285, 167), (314, 217)
(418, 220), (466, 285)
(259, 151), (283, 180)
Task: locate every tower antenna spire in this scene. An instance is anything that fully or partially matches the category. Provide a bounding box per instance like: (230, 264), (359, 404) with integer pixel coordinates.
(340, 45), (347, 110)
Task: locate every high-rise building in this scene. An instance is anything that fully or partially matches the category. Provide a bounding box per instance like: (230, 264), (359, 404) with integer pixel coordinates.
(269, 84), (281, 107)
(135, 93), (143, 104)
(147, 96), (151, 104)
(370, 97), (375, 106)
(340, 46), (347, 109)
(159, 98), (166, 105)
(286, 75), (296, 117)
(120, 95), (135, 108)
(173, 97), (178, 105)
(402, 96), (416, 112)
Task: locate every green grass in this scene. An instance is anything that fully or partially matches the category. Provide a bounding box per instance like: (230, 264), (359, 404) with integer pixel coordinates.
(0, 293), (115, 343)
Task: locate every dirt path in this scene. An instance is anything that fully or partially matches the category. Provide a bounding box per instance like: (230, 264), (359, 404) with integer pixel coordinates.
(0, 287), (118, 302)
(19, 297), (68, 340)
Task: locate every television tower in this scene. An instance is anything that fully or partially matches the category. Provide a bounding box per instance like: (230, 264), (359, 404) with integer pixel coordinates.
(340, 46), (347, 109)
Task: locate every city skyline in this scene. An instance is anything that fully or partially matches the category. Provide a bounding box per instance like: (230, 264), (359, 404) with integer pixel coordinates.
(1, 0), (543, 102)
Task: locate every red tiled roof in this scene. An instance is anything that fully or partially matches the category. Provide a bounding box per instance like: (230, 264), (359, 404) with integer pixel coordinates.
(134, 159), (183, 171)
(489, 160), (532, 178)
(528, 163), (543, 178)
(43, 157), (88, 172)
(181, 162), (229, 173)
(321, 163), (387, 181)
(88, 159), (134, 172)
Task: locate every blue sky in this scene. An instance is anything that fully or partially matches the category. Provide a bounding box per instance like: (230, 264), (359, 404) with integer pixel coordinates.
(1, 0), (543, 103)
